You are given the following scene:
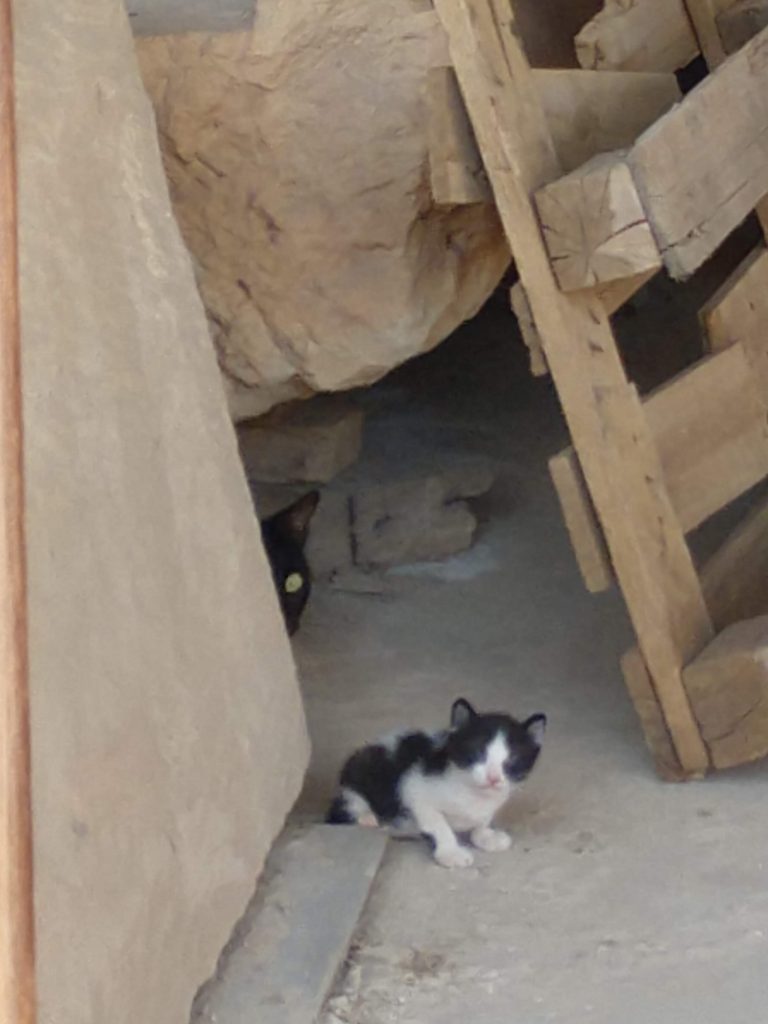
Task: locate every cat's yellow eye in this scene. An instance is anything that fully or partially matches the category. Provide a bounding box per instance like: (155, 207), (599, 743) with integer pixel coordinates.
(284, 573), (303, 594)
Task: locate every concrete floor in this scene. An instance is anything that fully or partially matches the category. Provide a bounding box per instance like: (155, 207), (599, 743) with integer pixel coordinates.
(291, 279), (768, 1024)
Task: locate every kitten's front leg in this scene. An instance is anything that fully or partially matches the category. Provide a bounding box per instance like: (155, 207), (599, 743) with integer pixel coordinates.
(470, 825), (512, 852)
(413, 807), (473, 868)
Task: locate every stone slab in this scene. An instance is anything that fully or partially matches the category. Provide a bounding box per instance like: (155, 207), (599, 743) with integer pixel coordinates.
(192, 825), (388, 1024)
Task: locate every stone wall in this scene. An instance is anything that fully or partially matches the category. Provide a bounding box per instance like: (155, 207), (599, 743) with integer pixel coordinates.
(16, 1), (309, 1021)
(136, 0), (510, 420)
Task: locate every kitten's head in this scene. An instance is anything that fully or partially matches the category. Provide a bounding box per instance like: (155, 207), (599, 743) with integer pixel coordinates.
(445, 698), (546, 793)
(260, 491), (320, 636)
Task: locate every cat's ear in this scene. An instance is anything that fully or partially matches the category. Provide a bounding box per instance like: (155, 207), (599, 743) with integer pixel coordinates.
(524, 713), (547, 747)
(450, 698), (477, 729)
(270, 491), (320, 548)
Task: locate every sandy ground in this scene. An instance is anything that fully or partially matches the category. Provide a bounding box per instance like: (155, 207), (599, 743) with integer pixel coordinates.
(290, 271), (768, 1024)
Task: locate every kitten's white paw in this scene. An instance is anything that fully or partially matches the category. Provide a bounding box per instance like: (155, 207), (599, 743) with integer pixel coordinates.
(471, 827), (512, 852)
(435, 846), (474, 869)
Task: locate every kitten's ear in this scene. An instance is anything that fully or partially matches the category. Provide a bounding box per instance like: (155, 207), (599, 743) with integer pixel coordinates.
(450, 698), (477, 729)
(524, 713), (547, 747)
(270, 491), (320, 547)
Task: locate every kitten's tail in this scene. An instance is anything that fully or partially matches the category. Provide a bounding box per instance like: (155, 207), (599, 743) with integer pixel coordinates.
(325, 793), (356, 825)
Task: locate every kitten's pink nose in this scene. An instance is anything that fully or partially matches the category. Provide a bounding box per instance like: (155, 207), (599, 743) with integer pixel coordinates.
(487, 772), (503, 787)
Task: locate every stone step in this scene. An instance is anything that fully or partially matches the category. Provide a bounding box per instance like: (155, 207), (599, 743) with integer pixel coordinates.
(192, 824), (388, 1024)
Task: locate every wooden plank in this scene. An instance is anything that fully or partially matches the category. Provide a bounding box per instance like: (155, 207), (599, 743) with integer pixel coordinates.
(533, 68), (681, 174)
(576, 0), (699, 73)
(645, 345), (768, 532)
(435, 0), (712, 775)
(702, 493), (768, 630)
(426, 67), (492, 204)
(627, 23), (768, 279)
(0, 0), (36, 1021)
(621, 648), (688, 780)
(700, 244), (768, 394)
(553, 343), (768, 534)
(427, 66), (681, 203)
(549, 449), (613, 592)
(717, 0), (768, 53)
(512, 0), (603, 69)
(511, 272), (657, 379)
(535, 152), (662, 292)
(594, 270), (656, 313)
(509, 283), (548, 376)
(683, 0), (732, 65)
(683, 615), (768, 769)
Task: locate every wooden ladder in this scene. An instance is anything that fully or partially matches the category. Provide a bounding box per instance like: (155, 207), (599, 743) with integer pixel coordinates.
(423, 0), (768, 778)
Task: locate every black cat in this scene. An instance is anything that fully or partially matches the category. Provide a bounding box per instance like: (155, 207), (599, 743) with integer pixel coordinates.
(260, 491), (320, 635)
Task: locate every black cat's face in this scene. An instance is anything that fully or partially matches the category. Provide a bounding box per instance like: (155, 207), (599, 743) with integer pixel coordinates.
(260, 491), (320, 636)
(445, 698), (546, 792)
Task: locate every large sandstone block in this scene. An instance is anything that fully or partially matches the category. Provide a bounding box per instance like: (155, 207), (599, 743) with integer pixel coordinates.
(17, 1), (309, 1022)
(135, 1), (510, 421)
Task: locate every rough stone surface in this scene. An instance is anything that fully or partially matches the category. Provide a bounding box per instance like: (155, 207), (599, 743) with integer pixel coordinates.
(238, 398), (365, 483)
(17, 2), (309, 1022)
(351, 465), (495, 569)
(192, 825), (388, 1024)
(135, 1), (510, 420)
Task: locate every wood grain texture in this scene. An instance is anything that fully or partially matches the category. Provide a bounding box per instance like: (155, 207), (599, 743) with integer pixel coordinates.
(628, 23), (768, 278)
(435, 0), (712, 774)
(702, 494), (768, 631)
(0, 0), (36, 1020)
(535, 152), (662, 291)
(549, 449), (613, 593)
(426, 66), (492, 204)
(700, 244), (768, 394)
(533, 67), (681, 174)
(576, 0), (699, 73)
(645, 345), (768, 532)
(621, 647), (688, 780)
(683, 615), (768, 769)
(427, 66), (681, 204)
(509, 282), (548, 376)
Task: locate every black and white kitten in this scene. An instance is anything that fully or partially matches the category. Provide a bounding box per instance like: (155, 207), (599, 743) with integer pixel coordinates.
(327, 698), (546, 868)
(260, 491), (320, 635)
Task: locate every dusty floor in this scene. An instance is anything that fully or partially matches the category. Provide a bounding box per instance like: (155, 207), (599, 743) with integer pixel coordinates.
(292, 264), (768, 1024)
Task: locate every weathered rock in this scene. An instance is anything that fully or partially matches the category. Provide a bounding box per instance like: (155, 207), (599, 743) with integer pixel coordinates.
(134, 1), (509, 420)
(18, 2), (309, 1022)
(351, 465), (495, 568)
(238, 397), (364, 483)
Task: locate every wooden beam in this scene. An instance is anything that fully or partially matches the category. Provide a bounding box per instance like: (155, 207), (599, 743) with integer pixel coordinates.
(435, 0), (712, 775)
(549, 449), (613, 593)
(621, 648), (688, 780)
(535, 152), (662, 292)
(717, 0), (768, 53)
(628, 22), (768, 279)
(683, 0), (732, 65)
(426, 67), (492, 204)
(427, 66), (681, 204)
(701, 493), (768, 631)
(700, 244), (768, 394)
(576, 0), (699, 73)
(683, 615), (768, 769)
(538, 27), (768, 282)
(532, 68), (681, 174)
(509, 283), (548, 376)
(645, 345), (768, 532)
(0, 0), (36, 1020)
